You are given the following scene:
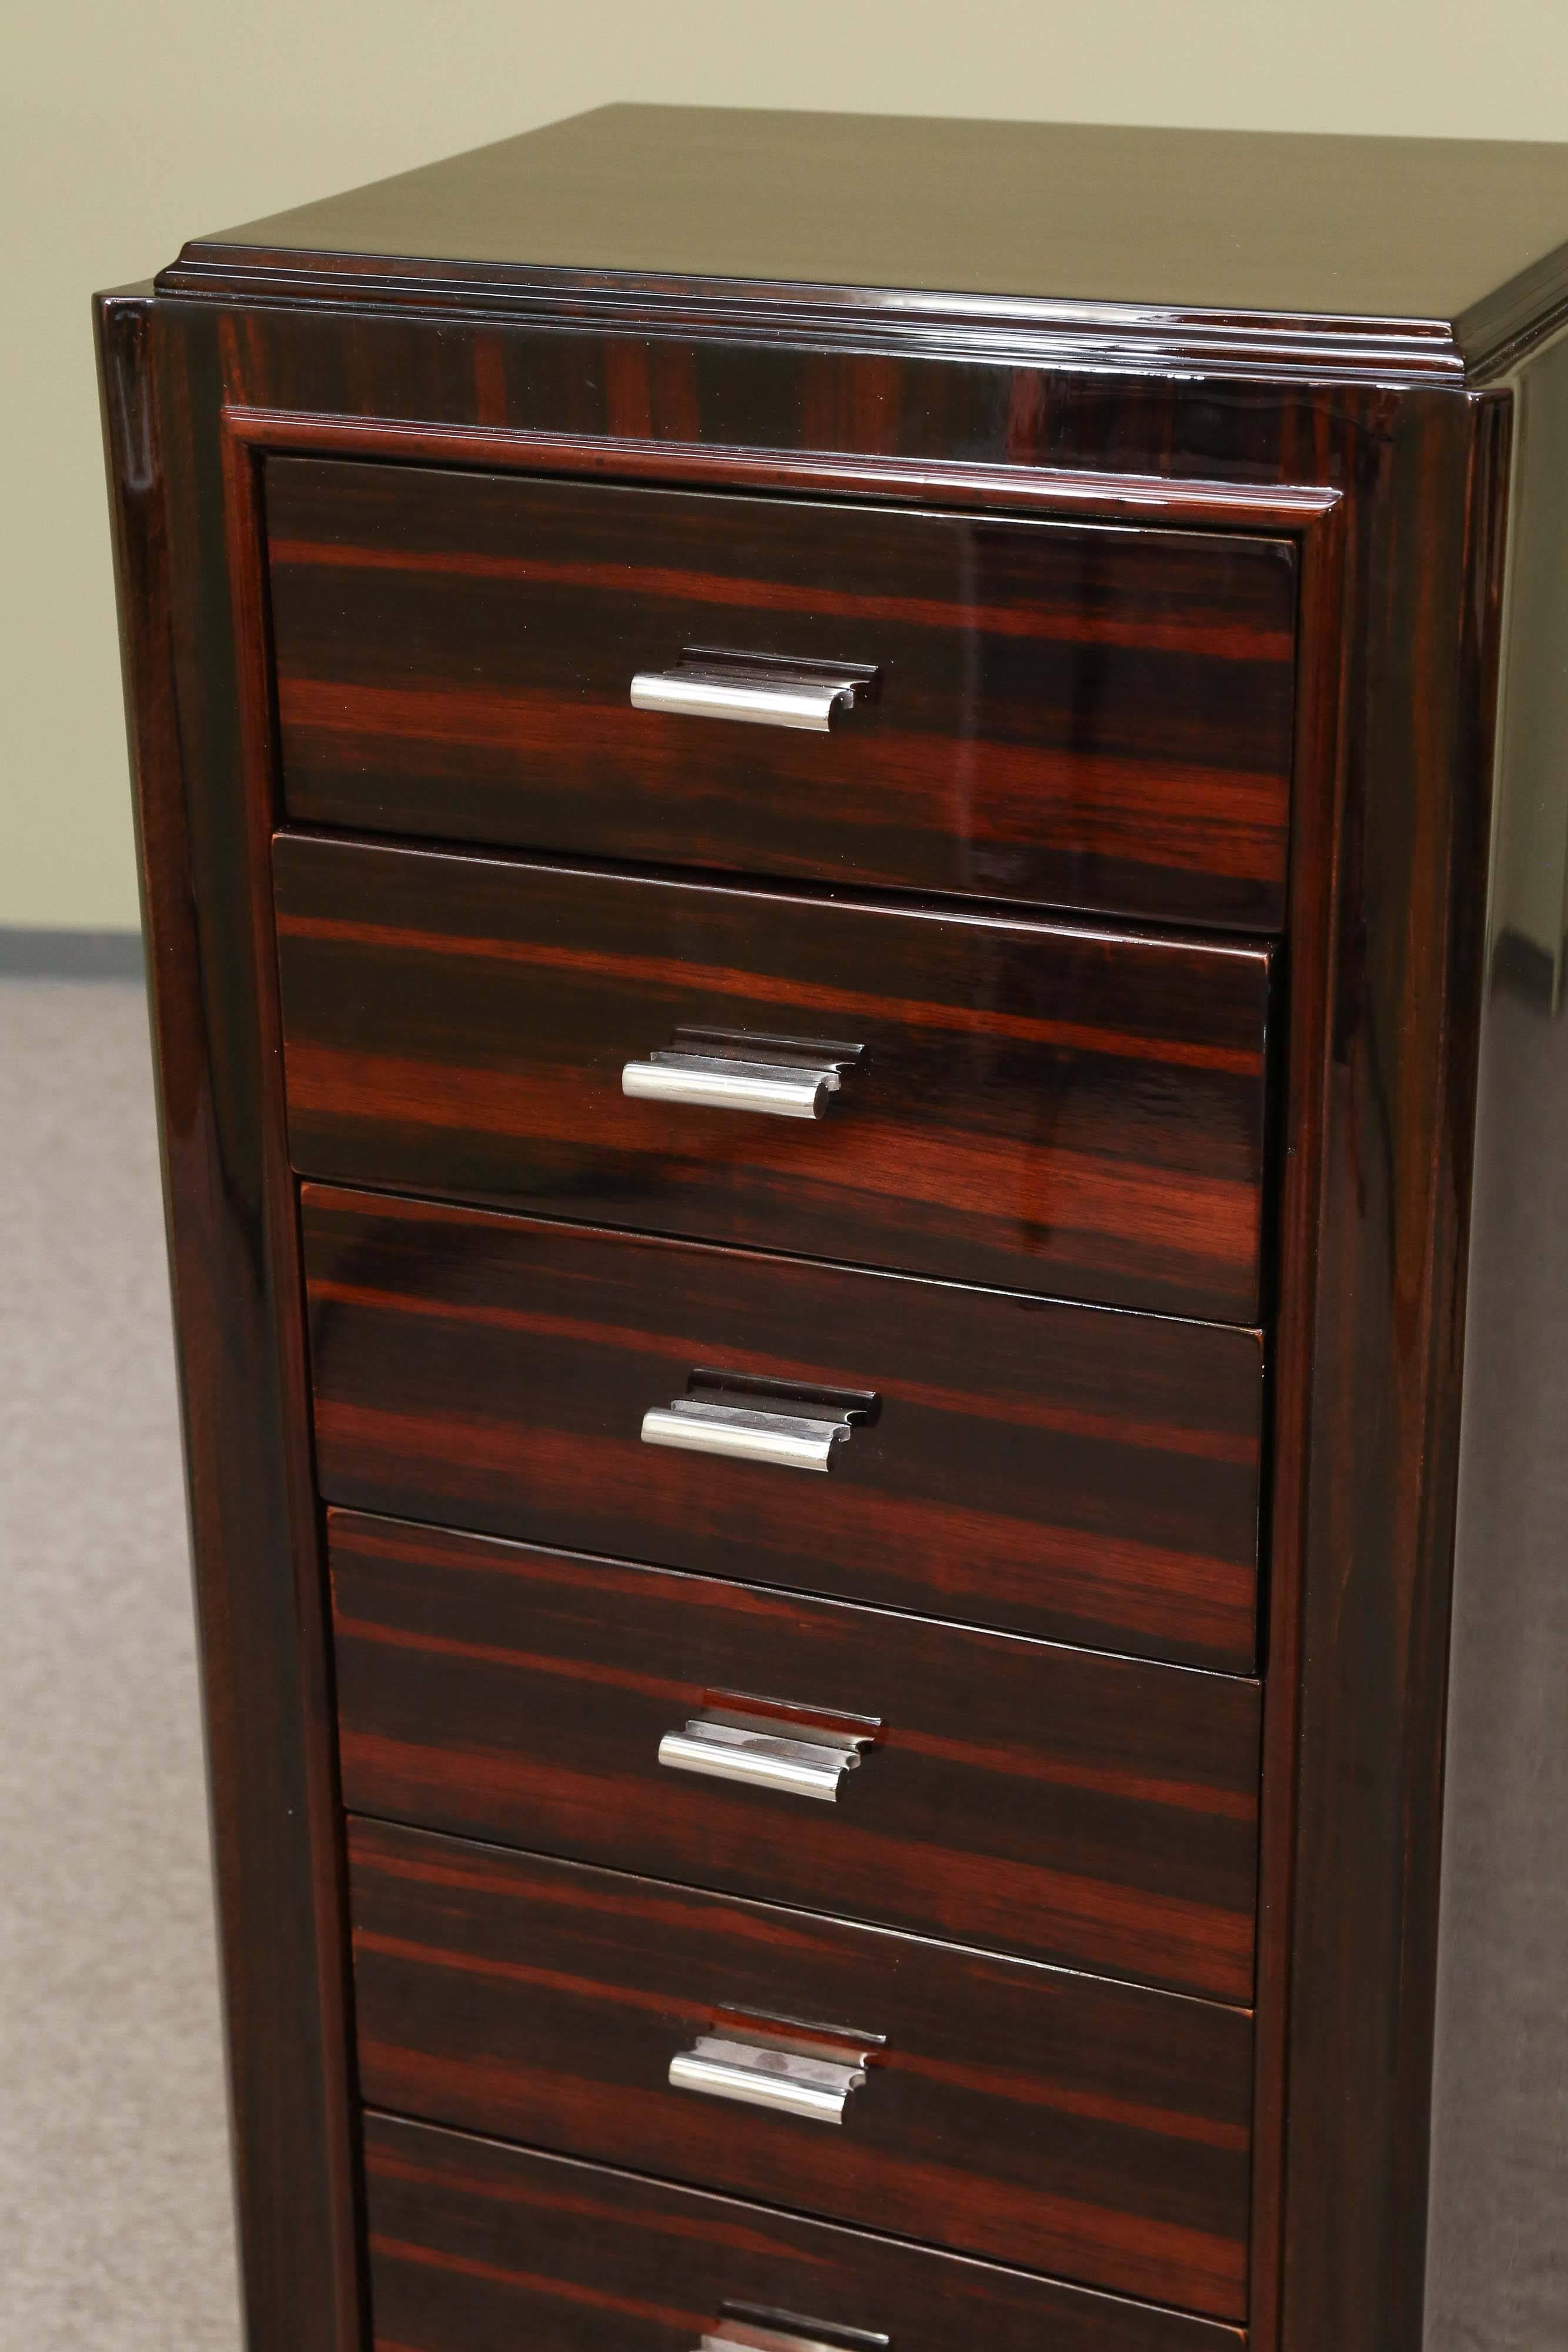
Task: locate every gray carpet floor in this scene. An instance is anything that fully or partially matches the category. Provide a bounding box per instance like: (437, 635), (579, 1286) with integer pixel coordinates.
(1, 979), (239, 2348)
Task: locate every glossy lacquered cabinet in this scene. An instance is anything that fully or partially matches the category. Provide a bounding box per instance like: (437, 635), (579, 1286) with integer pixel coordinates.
(275, 833), (1275, 1321)
(363, 2114), (1250, 2352)
(329, 1509), (1262, 1999)
(266, 455), (1298, 931)
(349, 1816), (1255, 2316)
(100, 101), (1568, 2352)
(303, 1184), (1266, 1670)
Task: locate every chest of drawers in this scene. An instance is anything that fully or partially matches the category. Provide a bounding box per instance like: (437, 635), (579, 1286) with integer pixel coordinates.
(98, 106), (1567, 2352)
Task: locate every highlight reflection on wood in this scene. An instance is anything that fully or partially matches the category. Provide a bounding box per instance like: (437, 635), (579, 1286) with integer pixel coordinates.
(265, 457), (1298, 931)
(329, 1507), (1263, 1999)
(362, 2110), (1251, 2352)
(101, 102), (1568, 2352)
(302, 1185), (1266, 1672)
(276, 833), (1275, 1322)
(348, 1816), (1256, 2319)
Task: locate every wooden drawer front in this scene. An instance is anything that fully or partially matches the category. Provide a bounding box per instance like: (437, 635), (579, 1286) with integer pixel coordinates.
(349, 1819), (1254, 2317)
(331, 1509), (1262, 2001)
(265, 458), (1296, 931)
(277, 837), (1273, 1323)
(303, 1189), (1265, 1672)
(364, 2112), (1248, 2352)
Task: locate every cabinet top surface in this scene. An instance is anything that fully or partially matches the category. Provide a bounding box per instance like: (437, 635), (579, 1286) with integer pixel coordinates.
(175, 103), (1568, 365)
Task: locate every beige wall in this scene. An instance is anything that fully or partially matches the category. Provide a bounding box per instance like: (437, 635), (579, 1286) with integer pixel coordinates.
(8, 1), (1568, 930)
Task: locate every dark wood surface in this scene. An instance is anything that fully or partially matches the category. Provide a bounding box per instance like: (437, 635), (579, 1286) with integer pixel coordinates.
(265, 455), (1297, 931)
(165, 106), (1568, 382)
(1234, 472), (1346, 2352)
(1266, 393), (1510, 2352)
(348, 1817), (1255, 2318)
(94, 298), (363, 2351)
(329, 1508), (1262, 2000)
(363, 2111), (1249, 2352)
(276, 833), (1275, 1321)
(101, 148), (1543, 2352)
(303, 1186), (1266, 1672)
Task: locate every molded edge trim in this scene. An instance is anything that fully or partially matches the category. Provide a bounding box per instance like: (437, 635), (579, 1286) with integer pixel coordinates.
(222, 403), (1343, 533)
(162, 248), (1474, 386)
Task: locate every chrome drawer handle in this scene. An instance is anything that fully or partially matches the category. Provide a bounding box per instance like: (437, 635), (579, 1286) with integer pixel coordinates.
(623, 1027), (864, 1122)
(700, 2317), (889, 2352)
(670, 2033), (869, 2126)
(630, 647), (879, 734)
(624, 1050), (845, 1120)
(640, 1397), (852, 1474)
(658, 1709), (876, 1802)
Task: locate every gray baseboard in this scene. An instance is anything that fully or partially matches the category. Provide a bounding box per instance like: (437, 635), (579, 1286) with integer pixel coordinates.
(0, 927), (145, 980)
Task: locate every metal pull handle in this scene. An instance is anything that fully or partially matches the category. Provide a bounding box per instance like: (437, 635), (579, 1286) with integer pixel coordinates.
(623, 1028), (865, 1123)
(640, 1397), (851, 1474)
(643, 1375), (875, 1476)
(700, 2336), (854, 2352)
(700, 2318), (889, 2352)
(670, 2033), (870, 2126)
(624, 1051), (844, 1120)
(631, 647), (879, 734)
(659, 1706), (877, 1802)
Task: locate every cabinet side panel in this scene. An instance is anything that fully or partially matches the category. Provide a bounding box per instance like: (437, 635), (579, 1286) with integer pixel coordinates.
(1425, 338), (1568, 2352)
(1279, 388), (1511, 2352)
(95, 292), (360, 2351)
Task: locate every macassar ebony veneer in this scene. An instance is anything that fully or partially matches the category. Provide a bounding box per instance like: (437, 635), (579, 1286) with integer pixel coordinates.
(302, 1183), (1266, 1672)
(265, 455), (1298, 931)
(328, 1508), (1263, 2000)
(99, 101), (1568, 2352)
(347, 1815), (1255, 2318)
(275, 831), (1275, 1322)
(362, 2112), (1249, 2352)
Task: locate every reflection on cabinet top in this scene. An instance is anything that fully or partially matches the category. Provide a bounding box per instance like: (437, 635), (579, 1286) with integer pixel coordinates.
(166, 106), (1568, 378)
